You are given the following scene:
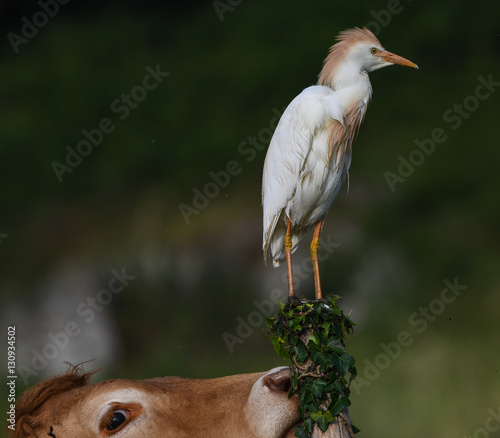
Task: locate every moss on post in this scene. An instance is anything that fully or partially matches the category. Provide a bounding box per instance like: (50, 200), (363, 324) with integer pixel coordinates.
(266, 296), (359, 438)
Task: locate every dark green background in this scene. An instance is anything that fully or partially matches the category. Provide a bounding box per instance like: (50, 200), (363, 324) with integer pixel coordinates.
(1, 1), (499, 436)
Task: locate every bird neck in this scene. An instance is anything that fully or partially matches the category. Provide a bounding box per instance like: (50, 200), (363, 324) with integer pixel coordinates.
(319, 68), (373, 114)
(318, 60), (372, 93)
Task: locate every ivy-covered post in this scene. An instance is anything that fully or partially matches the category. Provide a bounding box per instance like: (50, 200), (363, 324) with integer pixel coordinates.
(266, 296), (359, 438)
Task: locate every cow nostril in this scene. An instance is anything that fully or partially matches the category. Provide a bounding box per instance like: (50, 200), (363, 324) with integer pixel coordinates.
(264, 369), (293, 393)
(283, 379), (291, 393)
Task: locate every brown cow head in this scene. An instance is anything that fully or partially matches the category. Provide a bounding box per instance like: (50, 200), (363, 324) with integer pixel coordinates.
(10, 365), (299, 437)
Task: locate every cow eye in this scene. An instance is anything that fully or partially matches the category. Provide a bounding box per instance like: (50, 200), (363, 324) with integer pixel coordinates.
(103, 409), (128, 431)
(99, 402), (142, 435)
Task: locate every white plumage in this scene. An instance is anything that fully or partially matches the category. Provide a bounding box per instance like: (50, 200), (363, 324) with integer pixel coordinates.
(262, 28), (418, 298)
(263, 84), (368, 266)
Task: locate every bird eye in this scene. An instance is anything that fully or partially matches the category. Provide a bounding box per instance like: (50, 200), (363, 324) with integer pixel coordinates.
(103, 409), (129, 431)
(371, 47), (377, 54)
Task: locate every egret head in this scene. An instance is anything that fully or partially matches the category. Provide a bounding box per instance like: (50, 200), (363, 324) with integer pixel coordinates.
(318, 28), (418, 87)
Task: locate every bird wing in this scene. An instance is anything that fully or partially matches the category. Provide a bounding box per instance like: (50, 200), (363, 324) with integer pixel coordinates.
(262, 85), (345, 261)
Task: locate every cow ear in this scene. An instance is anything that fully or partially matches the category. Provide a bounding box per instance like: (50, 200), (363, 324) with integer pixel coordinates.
(263, 368), (292, 393)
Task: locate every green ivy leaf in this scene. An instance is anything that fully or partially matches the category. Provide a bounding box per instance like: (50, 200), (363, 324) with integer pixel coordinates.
(321, 322), (331, 338)
(327, 343), (346, 354)
(325, 379), (342, 393)
(303, 417), (314, 434)
(311, 410), (335, 432)
(329, 396), (351, 417)
(308, 331), (320, 345)
(332, 352), (355, 377)
(349, 365), (358, 383)
(352, 424), (361, 434)
(310, 348), (329, 366)
(294, 425), (309, 438)
(310, 379), (327, 398)
(293, 339), (309, 363)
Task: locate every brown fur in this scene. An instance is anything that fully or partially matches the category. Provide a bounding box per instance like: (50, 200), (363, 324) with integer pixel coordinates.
(11, 365), (97, 438)
(318, 27), (381, 88)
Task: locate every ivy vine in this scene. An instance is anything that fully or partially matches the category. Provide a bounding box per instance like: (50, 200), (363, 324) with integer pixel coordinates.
(266, 296), (359, 437)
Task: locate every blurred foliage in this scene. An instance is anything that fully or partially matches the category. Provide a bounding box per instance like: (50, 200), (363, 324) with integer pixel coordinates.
(1, 0), (499, 437)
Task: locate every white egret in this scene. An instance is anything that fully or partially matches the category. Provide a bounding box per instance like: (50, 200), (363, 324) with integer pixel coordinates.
(262, 28), (418, 299)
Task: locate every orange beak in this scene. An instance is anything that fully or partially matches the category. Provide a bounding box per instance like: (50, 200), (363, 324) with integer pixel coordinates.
(377, 50), (419, 69)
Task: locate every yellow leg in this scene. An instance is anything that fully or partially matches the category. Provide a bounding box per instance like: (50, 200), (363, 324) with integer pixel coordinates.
(285, 219), (295, 297)
(311, 221), (323, 299)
